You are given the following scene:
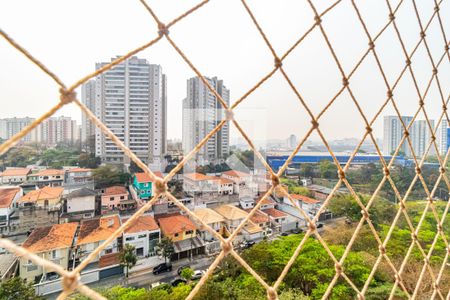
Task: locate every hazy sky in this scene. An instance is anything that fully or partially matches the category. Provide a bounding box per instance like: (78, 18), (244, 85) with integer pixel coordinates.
(1, 0), (449, 144)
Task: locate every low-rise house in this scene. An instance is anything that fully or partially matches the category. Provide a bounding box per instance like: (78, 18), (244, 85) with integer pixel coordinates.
(183, 173), (234, 195)
(258, 196), (277, 210)
(63, 188), (97, 221)
(122, 215), (160, 257)
(221, 170), (257, 195)
(20, 222), (78, 283)
(101, 186), (129, 212)
(0, 168), (31, 185)
(18, 186), (64, 210)
(239, 197), (255, 209)
(27, 169), (65, 188)
(158, 214), (204, 260)
(63, 168), (94, 194)
(192, 208), (224, 242)
(244, 209), (271, 234)
(76, 215), (121, 266)
(261, 208), (288, 229)
(213, 204), (248, 234)
(132, 172), (163, 200)
(288, 194), (321, 217)
(0, 187), (22, 227)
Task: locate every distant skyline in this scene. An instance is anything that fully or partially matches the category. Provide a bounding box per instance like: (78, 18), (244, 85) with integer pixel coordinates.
(1, 0), (448, 145)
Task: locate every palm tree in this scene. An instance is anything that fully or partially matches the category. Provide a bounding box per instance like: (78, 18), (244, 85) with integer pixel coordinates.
(119, 244), (137, 278)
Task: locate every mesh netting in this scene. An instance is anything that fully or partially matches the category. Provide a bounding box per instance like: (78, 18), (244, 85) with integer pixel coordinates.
(0, 0), (449, 299)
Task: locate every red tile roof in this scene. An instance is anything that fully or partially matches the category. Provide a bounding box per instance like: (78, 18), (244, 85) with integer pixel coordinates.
(123, 215), (159, 234)
(158, 215), (196, 236)
(77, 215), (121, 245)
(0, 168), (31, 177)
(262, 208), (287, 218)
(257, 196), (276, 206)
(0, 188), (20, 208)
(103, 186), (128, 196)
(134, 171), (163, 183)
(291, 194), (319, 204)
(244, 209), (270, 224)
(223, 170), (250, 178)
(32, 169), (65, 177)
(184, 173), (211, 181)
(19, 186), (63, 203)
(23, 223), (78, 253)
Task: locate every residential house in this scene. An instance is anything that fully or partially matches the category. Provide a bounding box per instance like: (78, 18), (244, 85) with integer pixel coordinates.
(239, 197), (254, 209)
(101, 186), (129, 212)
(0, 168), (31, 185)
(18, 186), (64, 210)
(221, 170), (257, 195)
(244, 209), (271, 235)
(63, 168), (94, 194)
(214, 204), (263, 242)
(132, 171), (163, 200)
(27, 169), (65, 188)
(0, 187), (22, 227)
(288, 194), (321, 217)
(76, 215), (121, 266)
(20, 223), (78, 283)
(183, 173), (234, 195)
(261, 208), (288, 232)
(307, 184), (334, 201)
(257, 196), (277, 210)
(192, 208), (224, 242)
(62, 188), (97, 221)
(122, 215), (160, 257)
(158, 214), (204, 260)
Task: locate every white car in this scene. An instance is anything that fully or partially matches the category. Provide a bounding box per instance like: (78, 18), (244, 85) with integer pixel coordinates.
(191, 270), (206, 280)
(151, 282), (162, 289)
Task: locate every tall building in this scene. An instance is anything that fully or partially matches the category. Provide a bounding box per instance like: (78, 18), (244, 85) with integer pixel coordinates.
(383, 116), (413, 156)
(182, 76), (230, 164)
(0, 117), (37, 143)
(437, 119), (449, 155)
(287, 134), (298, 149)
(410, 119), (435, 157)
(93, 56), (167, 168)
(36, 116), (78, 146)
(81, 80), (96, 151)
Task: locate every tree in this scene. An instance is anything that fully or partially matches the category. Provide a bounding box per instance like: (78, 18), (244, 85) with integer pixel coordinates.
(78, 152), (100, 168)
(180, 267), (194, 282)
(0, 277), (44, 300)
(318, 160), (337, 179)
(119, 244), (137, 278)
(156, 237), (175, 263)
(93, 165), (131, 189)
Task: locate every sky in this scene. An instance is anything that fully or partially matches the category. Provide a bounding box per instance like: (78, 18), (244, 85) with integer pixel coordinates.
(1, 0), (449, 145)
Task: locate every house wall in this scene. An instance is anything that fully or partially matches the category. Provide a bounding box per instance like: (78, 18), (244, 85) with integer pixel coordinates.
(0, 190), (21, 226)
(67, 195), (95, 213)
(165, 229), (196, 242)
(101, 193), (127, 210)
(19, 248), (69, 283)
(77, 239), (118, 263)
(124, 229), (160, 257)
(1, 174), (28, 184)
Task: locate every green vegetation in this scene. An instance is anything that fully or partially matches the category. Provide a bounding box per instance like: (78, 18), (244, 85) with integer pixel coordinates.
(180, 267), (194, 282)
(71, 285), (192, 300)
(120, 244), (137, 278)
(156, 237), (175, 263)
(0, 277), (44, 300)
(280, 178), (311, 196)
(92, 165), (131, 189)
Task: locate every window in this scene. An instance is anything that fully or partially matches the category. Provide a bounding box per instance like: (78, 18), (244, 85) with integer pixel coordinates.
(138, 234), (146, 239)
(110, 197), (114, 201)
(174, 233), (179, 237)
(105, 249), (113, 254)
(51, 250), (57, 259)
(120, 196), (125, 200)
(186, 230), (193, 235)
(125, 236), (135, 241)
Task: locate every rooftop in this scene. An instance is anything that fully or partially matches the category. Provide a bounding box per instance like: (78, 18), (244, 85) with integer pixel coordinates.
(184, 173), (211, 181)
(123, 215), (159, 234)
(22, 223), (78, 253)
(0, 168), (31, 177)
(134, 171), (163, 183)
(257, 196), (276, 206)
(291, 194), (320, 204)
(244, 222), (263, 234)
(193, 207), (225, 225)
(158, 214), (196, 236)
(222, 170), (250, 178)
(103, 186), (128, 196)
(0, 187), (21, 208)
(214, 204), (248, 221)
(31, 169), (65, 177)
(244, 209), (270, 224)
(67, 168), (92, 173)
(77, 215), (121, 245)
(262, 208), (287, 218)
(67, 188), (96, 199)
(19, 186), (64, 203)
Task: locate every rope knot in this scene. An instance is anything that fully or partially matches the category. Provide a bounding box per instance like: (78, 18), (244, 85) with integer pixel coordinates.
(267, 287), (278, 300)
(440, 167), (446, 174)
(415, 167), (421, 174)
(334, 262), (342, 274)
(63, 272), (79, 293)
(430, 135), (436, 142)
(357, 293), (365, 300)
(308, 221), (316, 232)
(271, 174), (280, 187)
(387, 90), (393, 98)
(158, 23), (169, 36)
(442, 104), (447, 111)
(378, 245), (386, 254)
(342, 77), (349, 87)
(434, 5), (440, 12)
(368, 41), (375, 50)
(403, 130), (409, 137)
(366, 126), (373, 133)
(154, 178), (167, 194)
(437, 223), (443, 233)
(445, 45), (449, 51)
(221, 240), (232, 254)
(314, 16), (322, 25)
(383, 167), (390, 176)
(418, 100), (424, 107)
(411, 232), (418, 241)
(427, 197), (433, 204)
(59, 88), (76, 104)
(432, 68), (438, 75)
(274, 57), (282, 68)
(311, 119), (319, 129)
(405, 58), (411, 66)
(400, 200), (406, 210)
(338, 169), (345, 180)
(420, 31), (426, 38)
(388, 13), (395, 21)
(361, 209), (369, 220)
(225, 109), (234, 121)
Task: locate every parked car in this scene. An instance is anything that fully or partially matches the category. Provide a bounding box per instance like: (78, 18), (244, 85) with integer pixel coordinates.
(153, 262), (172, 275)
(177, 264), (190, 275)
(281, 232), (289, 236)
(317, 222), (324, 228)
(171, 278), (187, 286)
(291, 228), (303, 234)
(150, 282), (162, 289)
(192, 270), (206, 280)
(242, 241), (255, 249)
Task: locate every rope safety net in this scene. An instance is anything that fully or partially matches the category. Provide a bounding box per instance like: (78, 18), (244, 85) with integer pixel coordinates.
(0, 0), (449, 299)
